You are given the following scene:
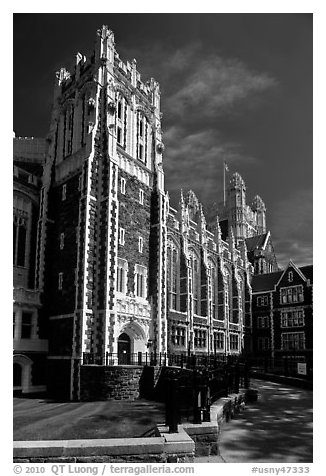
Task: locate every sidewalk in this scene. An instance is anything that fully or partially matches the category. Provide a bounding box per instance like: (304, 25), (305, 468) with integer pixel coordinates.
(196, 379), (313, 463)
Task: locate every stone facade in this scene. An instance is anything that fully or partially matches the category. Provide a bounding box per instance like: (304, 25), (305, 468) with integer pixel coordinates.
(217, 171), (278, 274)
(13, 136), (48, 394)
(19, 24), (288, 400)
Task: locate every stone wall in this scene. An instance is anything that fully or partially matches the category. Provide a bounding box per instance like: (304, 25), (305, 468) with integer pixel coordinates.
(80, 365), (144, 401)
(14, 435), (195, 463)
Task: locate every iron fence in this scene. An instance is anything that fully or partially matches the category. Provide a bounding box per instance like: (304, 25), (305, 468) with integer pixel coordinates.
(82, 351), (240, 368)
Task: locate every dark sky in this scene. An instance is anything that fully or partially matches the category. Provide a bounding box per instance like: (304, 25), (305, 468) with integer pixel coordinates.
(13, 13), (313, 268)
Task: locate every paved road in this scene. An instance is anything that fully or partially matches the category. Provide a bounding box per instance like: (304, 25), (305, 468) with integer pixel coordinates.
(196, 379), (313, 463)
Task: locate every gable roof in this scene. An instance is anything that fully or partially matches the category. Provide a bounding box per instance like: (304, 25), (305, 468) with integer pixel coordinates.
(300, 265), (313, 283)
(252, 263), (313, 293)
(252, 270), (283, 293)
(245, 233), (268, 252)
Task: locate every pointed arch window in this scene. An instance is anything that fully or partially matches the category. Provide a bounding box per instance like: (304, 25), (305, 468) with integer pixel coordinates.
(224, 267), (232, 320)
(137, 112), (148, 165)
(167, 243), (179, 311)
(209, 261), (217, 319)
(13, 214), (27, 267)
(116, 94), (128, 149)
(190, 252), (201, 315)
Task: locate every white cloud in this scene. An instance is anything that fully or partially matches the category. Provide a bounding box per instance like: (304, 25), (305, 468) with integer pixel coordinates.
(165, 54), (277, 121)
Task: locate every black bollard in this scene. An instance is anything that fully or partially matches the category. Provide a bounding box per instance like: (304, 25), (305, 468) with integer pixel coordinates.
(168, 378), (179, 433)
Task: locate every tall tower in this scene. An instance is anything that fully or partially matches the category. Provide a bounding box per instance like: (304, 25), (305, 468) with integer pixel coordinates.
(252, 195), (266, 235)
(36, 26), (167, 400)
(227, 172), (247, 242)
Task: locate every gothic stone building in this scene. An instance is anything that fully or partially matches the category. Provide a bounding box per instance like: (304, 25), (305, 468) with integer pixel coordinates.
(29, 26), (257, 400)
(218, 172), (278, 275)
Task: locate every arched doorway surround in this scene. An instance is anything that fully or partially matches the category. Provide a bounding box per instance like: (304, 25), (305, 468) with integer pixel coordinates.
(13, 354), (33, 393)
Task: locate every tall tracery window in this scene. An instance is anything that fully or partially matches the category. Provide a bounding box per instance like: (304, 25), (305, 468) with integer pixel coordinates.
(209, 261), (217, 318)
(190, 252), (200, 315)
(116, 94), (128, 149)
(167, 243), (179, 311)
(13, 212), (27, 267)
(117, 258), (128, 294)
(135, 264), (147, 299)
(224, 267), (232, 320)
(137, 112), (148, 164)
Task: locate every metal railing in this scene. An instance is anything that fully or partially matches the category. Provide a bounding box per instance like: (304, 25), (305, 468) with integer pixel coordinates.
(82, 351), (240, 368)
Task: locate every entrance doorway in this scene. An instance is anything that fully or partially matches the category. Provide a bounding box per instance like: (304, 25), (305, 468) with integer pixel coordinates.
(118, 333), (131, 365)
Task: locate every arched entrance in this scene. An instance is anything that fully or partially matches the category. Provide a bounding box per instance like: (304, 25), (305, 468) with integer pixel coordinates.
(118, 333), (131, 365)
(13, 354), (33, 394)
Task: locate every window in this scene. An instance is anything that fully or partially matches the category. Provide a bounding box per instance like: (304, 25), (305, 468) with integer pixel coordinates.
(190, 254), (200, 315)
(194, 329), (207, 348)
(116, 95), (127, 149)
(281, 332), (305, 351)
(60, 233), (65, 250)
(281, 309), (305, 327)
(280, 285), (304, 304)
(139, 189), (144, 205)
(120, 177), (126, 194)
(210, 263), (217, 318)
(257, 337), (269, 351)
(119, 228), (125, 246)
(62, 184), (67, 201)
(135, 264), (147, 298)
(58, 272), (63, 290)
(257, 296), (269, 307)
(13, 214), (27, 267)
(117, 259), (128, 294)
(137, 113), (147, 164)
(288, 271), (293, 282)
(117, 126), (122, 145)
(257, 316), (269, 328)
(21, 312), (33, 339)
(230, 333), (239, 351)
(138, 236), (143, 254)
(171, 326), (186, 346)
(138, 144), (144, 161)
(167, 245), (178, 311)
(13, 312), (16, 338)
(214, 331), (224, 350)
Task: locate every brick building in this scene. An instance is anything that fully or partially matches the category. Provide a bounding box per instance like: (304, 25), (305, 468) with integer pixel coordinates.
(251, 261), (313, 376)
(13, 136), (48, 394)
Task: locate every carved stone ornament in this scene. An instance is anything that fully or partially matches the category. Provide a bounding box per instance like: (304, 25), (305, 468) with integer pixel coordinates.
(108, 101), (116, 114)
(156, 142), (165, 154)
